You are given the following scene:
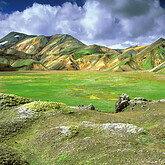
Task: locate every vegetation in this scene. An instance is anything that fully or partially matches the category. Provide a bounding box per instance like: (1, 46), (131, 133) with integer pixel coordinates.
(142, 57), (153, 70)
(0, 71), (164, 112)
(0, 71), (164, 164)
(12, 59), (40, 67)
(0, 92), (164, 164)
(22, 101), (67, 112)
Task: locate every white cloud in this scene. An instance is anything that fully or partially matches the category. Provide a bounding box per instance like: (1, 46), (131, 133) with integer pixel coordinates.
(0, 0), (165, 49)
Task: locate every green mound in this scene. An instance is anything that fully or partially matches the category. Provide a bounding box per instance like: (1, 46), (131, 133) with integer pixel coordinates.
(0, 93), (32, 108)
(12, 59), (48, 70)
(12, 59), (40, 67)
(22, 101), (67, 112)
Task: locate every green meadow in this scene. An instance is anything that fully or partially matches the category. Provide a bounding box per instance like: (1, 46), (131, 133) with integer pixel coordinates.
(0, 71), (164, 112)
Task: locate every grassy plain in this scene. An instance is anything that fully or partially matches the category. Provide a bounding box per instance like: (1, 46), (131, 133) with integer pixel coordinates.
(0, 71), (164, 112)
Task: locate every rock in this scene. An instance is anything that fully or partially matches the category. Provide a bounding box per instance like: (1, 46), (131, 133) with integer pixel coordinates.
(115, 94), (130, 113)
(88, 104), (95, 110)
(130, 97), (152, 105)
(78, 105), (85, 107)
(115, 94), (155, 112)
(133, 97), (151, 102)
(77, 104), (95, 110)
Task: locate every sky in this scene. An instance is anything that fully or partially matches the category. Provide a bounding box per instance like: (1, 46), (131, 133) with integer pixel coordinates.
(0, 0), (165, 49)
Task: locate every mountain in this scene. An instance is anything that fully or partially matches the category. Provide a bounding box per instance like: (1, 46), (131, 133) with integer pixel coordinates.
(0, 32), (36, 49)
(0, 32), (165, 72)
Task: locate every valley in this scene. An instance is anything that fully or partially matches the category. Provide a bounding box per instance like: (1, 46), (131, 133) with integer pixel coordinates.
(0, 32), (164, 164)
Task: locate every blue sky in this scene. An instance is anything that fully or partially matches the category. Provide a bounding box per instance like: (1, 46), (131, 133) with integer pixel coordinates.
(0, 0), (165, 48)
(0, 0), (85, 13)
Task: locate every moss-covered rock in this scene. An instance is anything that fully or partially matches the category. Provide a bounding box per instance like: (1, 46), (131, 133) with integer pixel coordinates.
(22, 101), (67, 112)
(56, 125), (79, 139)
(66, 125), (79, 138)
(0, 93), (32, 109)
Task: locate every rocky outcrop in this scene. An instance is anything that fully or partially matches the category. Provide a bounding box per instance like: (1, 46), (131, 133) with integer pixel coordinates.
(115, 94), (152, 113)
(115, 94), (130, 113)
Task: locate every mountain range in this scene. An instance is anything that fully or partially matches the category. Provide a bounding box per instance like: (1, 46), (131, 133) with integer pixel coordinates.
(0, 32), (165, 73)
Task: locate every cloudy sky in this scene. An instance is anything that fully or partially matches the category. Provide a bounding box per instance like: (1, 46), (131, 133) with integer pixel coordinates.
(0, 0), (165, 49)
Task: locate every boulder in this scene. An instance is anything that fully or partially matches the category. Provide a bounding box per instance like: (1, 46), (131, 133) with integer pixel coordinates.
(78, 104), (95, 110)
(115, 94), (130, 113)
(88, 104), (95, 110)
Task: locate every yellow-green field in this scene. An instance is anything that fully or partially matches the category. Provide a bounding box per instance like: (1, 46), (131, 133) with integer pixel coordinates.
(0, 71), (164, 112)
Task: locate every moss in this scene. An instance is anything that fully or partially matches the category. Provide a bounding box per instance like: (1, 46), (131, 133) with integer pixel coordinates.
(22, 101), (67, 112)
(0, 93), (32, 108)
(67, 125), (79, 138)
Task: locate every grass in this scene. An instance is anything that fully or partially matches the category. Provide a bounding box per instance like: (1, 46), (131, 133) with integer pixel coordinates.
(142, 57), (153, 70)
(0, 71), (164, 112)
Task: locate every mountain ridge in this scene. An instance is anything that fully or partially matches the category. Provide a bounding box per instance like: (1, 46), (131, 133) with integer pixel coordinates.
(0, 32), (165, 72)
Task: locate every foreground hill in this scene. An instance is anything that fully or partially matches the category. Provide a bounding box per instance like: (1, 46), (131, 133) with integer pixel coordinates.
(0, 32), (165, 72)
(0, 93), (164, 164)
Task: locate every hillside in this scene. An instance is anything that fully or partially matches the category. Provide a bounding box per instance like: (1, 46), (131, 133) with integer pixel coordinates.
(134, 38), (165, 70)
(0, 93), (164, 164)
(0, 32), (165, 72)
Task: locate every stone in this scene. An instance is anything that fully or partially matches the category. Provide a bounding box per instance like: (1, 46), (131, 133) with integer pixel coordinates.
(130, 97), (152, 105)
(115, 94), (130, 113)
(78, 105), (85, 107)
(88, 104), (95, 110)
(77, 104), (95, 110)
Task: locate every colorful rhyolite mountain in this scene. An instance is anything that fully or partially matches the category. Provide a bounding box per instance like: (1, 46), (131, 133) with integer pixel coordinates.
(0, 32), (165, 72)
